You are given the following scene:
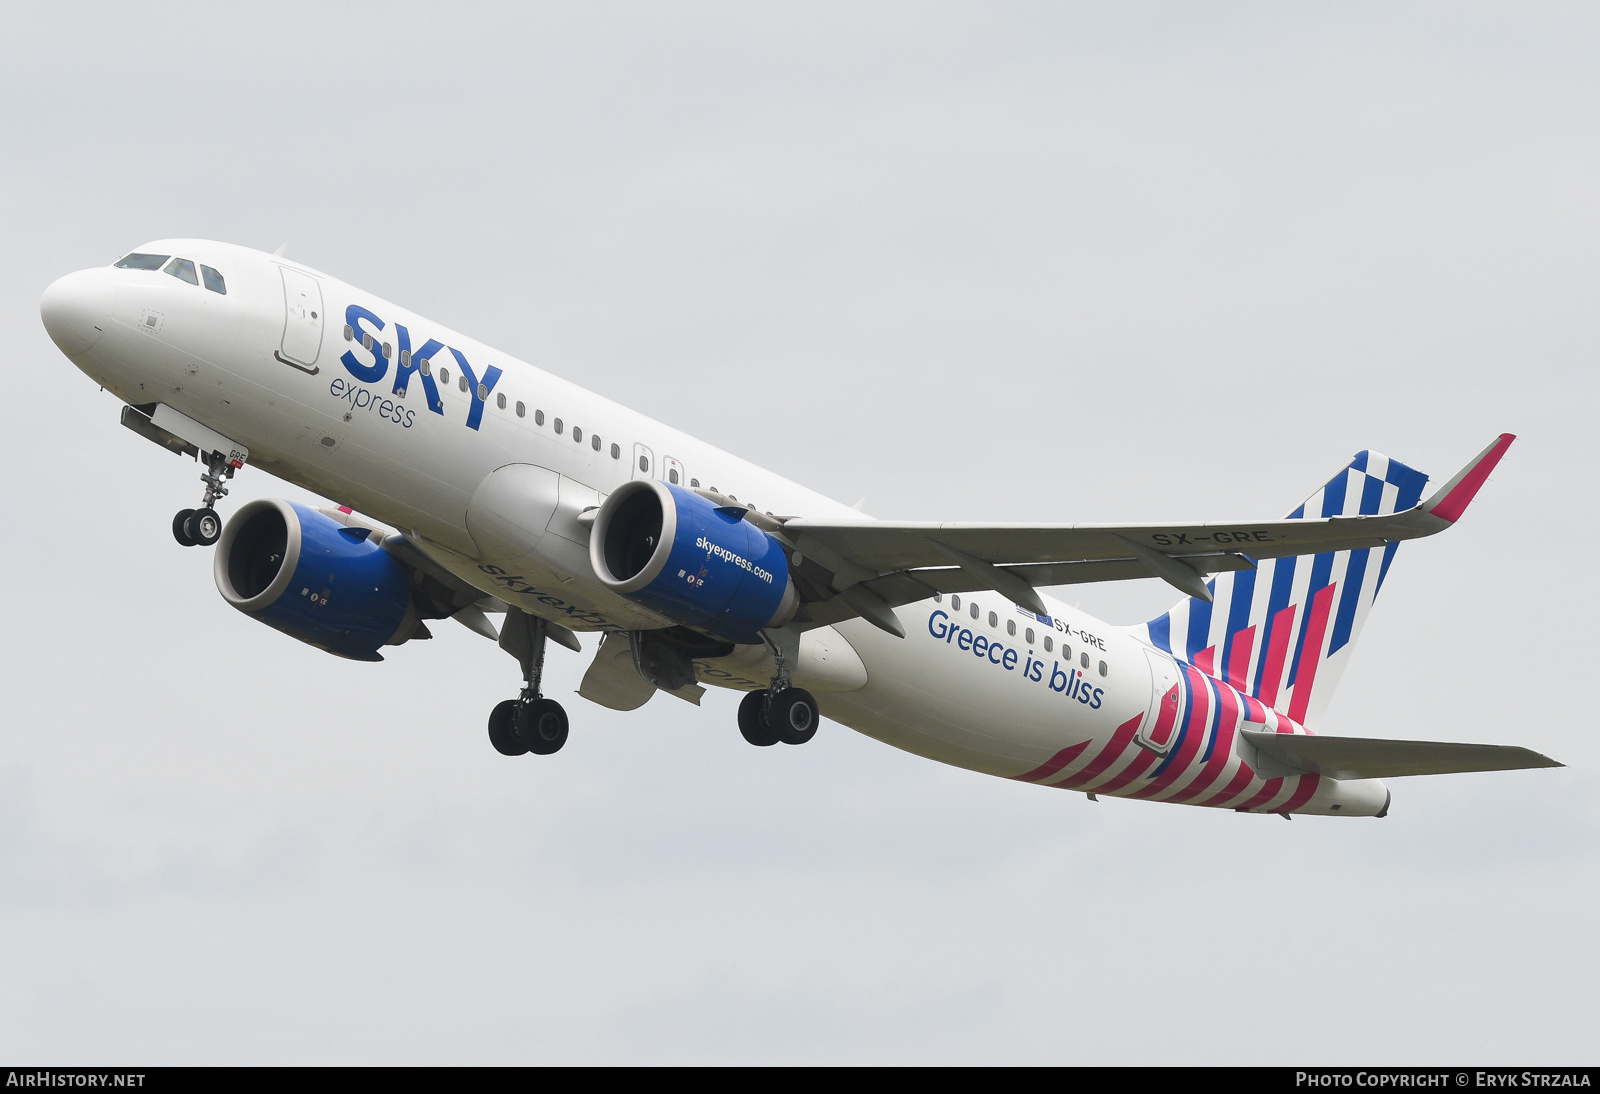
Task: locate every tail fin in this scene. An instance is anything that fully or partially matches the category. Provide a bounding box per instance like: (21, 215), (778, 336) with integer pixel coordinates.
(1137, 449), (1432, 728)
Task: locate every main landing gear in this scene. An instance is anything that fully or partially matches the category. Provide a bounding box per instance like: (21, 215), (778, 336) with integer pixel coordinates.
(737, 629), (820, 747)
(172, 450), (238, 548)
(489, 608), (570, 757)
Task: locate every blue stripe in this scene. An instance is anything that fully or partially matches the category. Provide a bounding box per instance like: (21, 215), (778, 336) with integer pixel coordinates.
(1151, 669), (1196, 777)
(1359, 473), (1385, 516)
(1147, 614), (1172, 654)
(1321, 471), (1349, 518)
(1252, 555), (1298, 696)
(1375, 541), (1401, 595)
(1286, 551), (1335, 688)
(1219, 567), (1257, 678)
(1198, 674), (1223, 763)
(1328, 547), (1370, 654)
(1351, 451), (1369, 473)
(1185, 593), (1213, 663)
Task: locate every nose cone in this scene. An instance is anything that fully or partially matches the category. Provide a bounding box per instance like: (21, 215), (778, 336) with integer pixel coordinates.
(41, 268), (116, 357)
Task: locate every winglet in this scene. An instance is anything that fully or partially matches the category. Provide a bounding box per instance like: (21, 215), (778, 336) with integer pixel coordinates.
(1421, 433), (1515, 524)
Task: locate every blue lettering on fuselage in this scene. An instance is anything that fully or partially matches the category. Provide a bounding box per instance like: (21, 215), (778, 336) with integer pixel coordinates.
(338, 304), (498, 431)
(928, 609), (1103, 709)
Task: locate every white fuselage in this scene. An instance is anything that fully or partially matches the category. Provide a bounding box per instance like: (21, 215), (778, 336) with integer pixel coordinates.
(42, 239), (1388, 816)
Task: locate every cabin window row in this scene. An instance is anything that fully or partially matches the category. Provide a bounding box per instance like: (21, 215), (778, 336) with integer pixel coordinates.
(935, 594), (1108, 677)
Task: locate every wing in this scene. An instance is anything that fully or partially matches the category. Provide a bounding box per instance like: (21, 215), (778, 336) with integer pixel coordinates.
(777, 434), (1512, 636)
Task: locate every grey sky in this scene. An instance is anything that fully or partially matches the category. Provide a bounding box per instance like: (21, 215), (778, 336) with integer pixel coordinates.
(1, 2), (1594, 1063)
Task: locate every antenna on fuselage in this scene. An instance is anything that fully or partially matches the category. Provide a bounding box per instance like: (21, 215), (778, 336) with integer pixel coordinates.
(272, 241), (289, 257)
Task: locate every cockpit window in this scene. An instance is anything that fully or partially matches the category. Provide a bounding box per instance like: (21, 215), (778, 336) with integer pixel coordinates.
(164, 258), (199, 286)
(200, 265), (226, 295)
(115, 253), (170, 270)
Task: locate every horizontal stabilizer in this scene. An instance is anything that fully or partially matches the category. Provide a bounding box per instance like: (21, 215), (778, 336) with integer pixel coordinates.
(1240, 728), (1562, 780)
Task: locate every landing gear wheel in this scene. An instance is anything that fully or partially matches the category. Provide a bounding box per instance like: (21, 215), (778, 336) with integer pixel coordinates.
(737, 690), (781, 747)
(186, 507), (222, 546)
(488, 699), (528, 756)
(172, 509), (197, 547)
(770, 687), (820, 745)
(517, 698), (569, 755)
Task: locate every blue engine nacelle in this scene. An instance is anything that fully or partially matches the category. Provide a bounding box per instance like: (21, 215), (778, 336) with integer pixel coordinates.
(589, 480), (798, 644)
(214, 499), (421, 661)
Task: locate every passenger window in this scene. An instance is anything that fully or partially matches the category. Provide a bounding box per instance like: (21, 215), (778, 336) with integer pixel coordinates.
(950, 595), (961, 611)
(496, 393), (506, 410)
(1026, 628), (1035, 644)
(439, 367), (449, 385)
(535, 410), (545, 425)
(383, 343), (392, 359)
(554, 418), (563, 435)
(200, 265), (226, 294)
(476, 382), (487, 399)
(516, 401), (526, 418)
(115, 253), (170, 270)
(988, 611), (998, 627)
(1007, 620), (1016, 636)
(611, 443), (620, 459)
(641, 456), (650, 472)
(689, 478), (699, 487)
(1044, 636), (1053, 652)
(668, 469), (679, 484)
(458, 376), (468, 393)
(164, 258), (199, 285)
(573, 426), (583, 443)
(1063, 644), (1072, 661)
(592, 435), (602, 452)
(934, 593), (943, 604)
(1080, 652), (1090, 669)
(1098, 660), (1108, 677)
(344, 325), (354, 341)
(400, 349), (411, 367)
(970, 603), (979, 620)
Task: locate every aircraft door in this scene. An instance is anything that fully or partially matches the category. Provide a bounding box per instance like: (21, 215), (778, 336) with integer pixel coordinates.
(632, 443), (654, 480)
(277, 266), (325, 370)
(662, 456), (685, 486)
(1135, 648), (1183, 756)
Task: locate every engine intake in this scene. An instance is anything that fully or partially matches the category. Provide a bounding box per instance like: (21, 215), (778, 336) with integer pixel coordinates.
(590, 480), (797, 643)
(214, 499), (420, 661)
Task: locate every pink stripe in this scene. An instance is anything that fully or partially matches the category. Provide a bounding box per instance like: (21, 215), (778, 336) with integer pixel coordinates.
(1193, 645), (1217, 677)
(1241, 694), (1269, 724)
(1233, 777), (1285, 813)
(1257, 604), (1297, 706)
(1197, 763), (1256, 809)
(1146, 683), (1182, 748)
(1277, 773), (1322, 814)
(1225, 626), (1255, 692)
(1131, 668), (1210, 799)
(1166, 678), (1241, 804)
(1429, 433), (1514, 524)
(1089, 745), (1160, 795)
(1287, 583), (1338, 724)
(1052, 713), (1144, 788)
(1011, 739), (1092, 783)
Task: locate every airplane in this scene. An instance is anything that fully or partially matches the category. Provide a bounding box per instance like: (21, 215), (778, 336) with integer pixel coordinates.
(39, 239), (1561, 817)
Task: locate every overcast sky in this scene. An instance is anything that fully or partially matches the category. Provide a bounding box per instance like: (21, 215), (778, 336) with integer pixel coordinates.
(1, 2), (1595, 1064)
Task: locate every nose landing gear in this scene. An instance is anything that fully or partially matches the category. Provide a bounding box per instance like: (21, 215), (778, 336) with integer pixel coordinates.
(172, 449), (239, 548)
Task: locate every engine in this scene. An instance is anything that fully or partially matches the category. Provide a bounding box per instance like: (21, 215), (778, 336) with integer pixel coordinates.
(214, 499), (422, 661)
(589, 480), (798, 644)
